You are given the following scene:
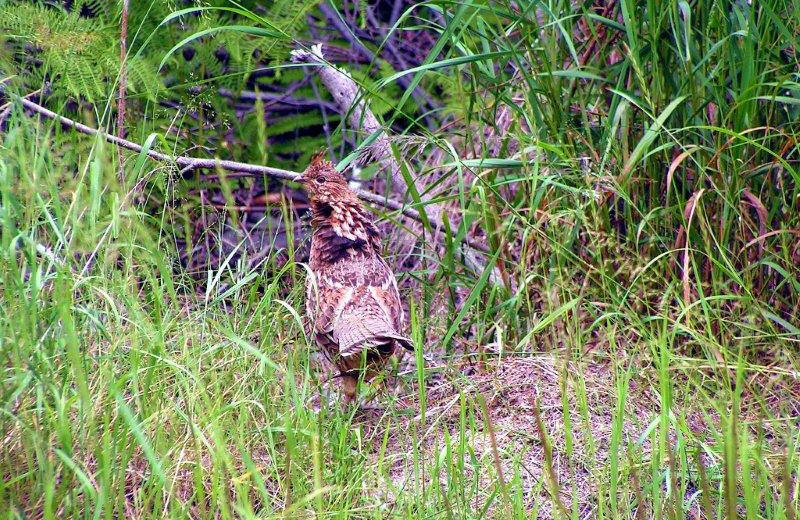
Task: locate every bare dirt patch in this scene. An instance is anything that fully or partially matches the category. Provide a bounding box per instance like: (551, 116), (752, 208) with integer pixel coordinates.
(357, 354), (655, 517)
(360, 353), (799, 518)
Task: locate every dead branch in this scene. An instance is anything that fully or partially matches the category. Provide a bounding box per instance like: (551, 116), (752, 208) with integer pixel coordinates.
(291, 44), (501, 281)
(290, 43), (409, 198)
(5, 93), (489, 254)
(217, 88), (338, 112)
(117, 0), (129, 139)
(316, 3), (438, 115)
(0, 88), (42, 124)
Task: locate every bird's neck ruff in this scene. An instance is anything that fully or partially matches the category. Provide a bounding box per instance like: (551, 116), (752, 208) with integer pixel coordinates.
(309, 197), (380, 264)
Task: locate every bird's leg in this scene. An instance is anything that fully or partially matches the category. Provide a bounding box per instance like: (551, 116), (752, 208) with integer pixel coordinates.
(341, 374), (358, 407)
(309, 359), (336, 412)
(357, 370), (387, 411)
(387, 355), (404, 396)
(312, 380), (335, 413)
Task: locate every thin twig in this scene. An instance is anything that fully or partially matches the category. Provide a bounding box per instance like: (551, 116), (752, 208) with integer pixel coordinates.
(218, 87), (337, 112)
(6, 93), (489, 254)
(0, 88), (41, 124)
(13, 93), (298, 179)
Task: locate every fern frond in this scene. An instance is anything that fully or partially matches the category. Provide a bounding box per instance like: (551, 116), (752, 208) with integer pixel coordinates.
(0, 3), (162, 103)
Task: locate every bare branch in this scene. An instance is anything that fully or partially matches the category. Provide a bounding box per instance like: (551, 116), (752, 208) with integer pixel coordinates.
(0, 88), (41, 124)
(290, 43), (409, 199)
(117, 0), (129, 139)
(5, 93), (489, 254)
(218, 88), (338, 112)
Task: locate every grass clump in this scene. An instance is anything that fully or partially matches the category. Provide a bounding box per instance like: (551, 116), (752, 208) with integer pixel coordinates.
(1, 1), (799, 519)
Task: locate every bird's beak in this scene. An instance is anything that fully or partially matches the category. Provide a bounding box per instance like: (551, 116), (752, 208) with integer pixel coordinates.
(297, 173), (307, 184)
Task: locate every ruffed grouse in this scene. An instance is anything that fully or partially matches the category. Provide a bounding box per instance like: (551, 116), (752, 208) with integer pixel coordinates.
(299, 153), (413, 404)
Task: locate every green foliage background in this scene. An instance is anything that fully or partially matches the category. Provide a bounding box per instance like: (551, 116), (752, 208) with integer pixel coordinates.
(0, 0), (400, 170)
(1, 0), (799, 518)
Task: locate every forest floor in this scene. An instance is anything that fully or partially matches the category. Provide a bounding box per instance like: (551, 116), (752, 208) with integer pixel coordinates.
(356, 349), (799, 518)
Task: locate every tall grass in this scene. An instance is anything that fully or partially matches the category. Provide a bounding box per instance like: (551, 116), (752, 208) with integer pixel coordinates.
(1, 0), (799, 518)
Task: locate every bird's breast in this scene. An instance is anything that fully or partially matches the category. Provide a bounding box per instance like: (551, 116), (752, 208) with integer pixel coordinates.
(309, 225), (372, 266)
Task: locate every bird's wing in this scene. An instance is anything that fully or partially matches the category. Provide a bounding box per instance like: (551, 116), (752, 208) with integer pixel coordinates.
(332, 286), (414, 356)
(312, 284), (354, 335)
(363, 264), (414, 352)
(309, 256), (414, 356)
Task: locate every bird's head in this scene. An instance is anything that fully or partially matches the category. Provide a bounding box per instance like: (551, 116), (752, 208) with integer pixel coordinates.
(297, 152), (351, 205)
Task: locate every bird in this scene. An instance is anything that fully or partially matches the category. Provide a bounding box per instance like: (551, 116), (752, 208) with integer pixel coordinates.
(298, 152), (413, 405)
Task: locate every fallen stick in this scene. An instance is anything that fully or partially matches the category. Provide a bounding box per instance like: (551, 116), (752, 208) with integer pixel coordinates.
(290, 43), (502, 282)
(4, 93), (489, 254)
(290, 43), (409, 198)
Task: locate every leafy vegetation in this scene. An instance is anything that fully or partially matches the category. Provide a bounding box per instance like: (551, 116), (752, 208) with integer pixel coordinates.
(1, 0), (798, 518)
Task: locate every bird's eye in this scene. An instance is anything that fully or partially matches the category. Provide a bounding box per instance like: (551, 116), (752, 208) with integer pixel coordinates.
(316, 176), (326, 184)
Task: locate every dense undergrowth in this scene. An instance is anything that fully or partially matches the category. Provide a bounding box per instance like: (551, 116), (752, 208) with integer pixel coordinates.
(1, 0), (799, 518)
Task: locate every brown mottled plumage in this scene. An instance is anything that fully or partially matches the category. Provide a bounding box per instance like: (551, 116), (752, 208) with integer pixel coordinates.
(299, 153), (413, 403)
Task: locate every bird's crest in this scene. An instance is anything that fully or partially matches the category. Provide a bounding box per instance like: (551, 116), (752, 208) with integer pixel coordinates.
(311, 148), (328, 164)
(310, 150), (329, 168)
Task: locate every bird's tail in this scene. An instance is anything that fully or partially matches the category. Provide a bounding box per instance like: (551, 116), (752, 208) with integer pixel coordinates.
(385, 333), (415, 352)
(334, 315), (416, 356)
(340, 334), (414, 358)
